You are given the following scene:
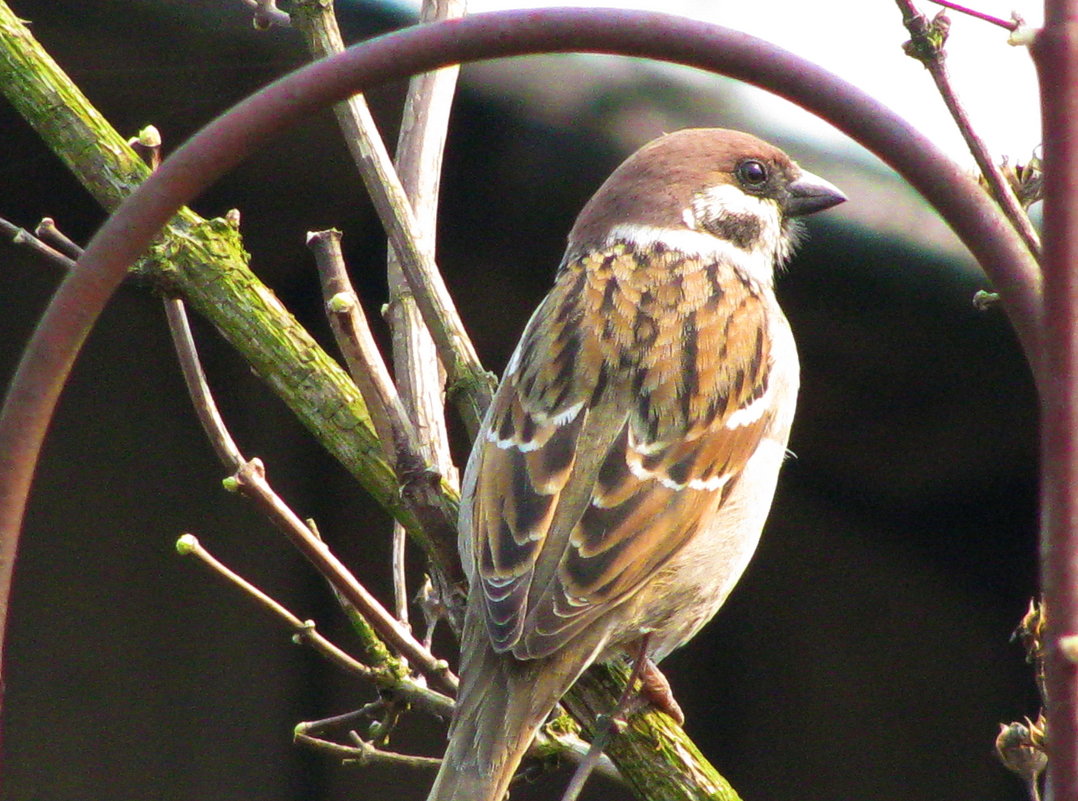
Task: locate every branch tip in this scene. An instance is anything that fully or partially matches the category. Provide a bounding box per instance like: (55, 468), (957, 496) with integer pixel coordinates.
(927, 0), (1023, 31)
(328, 291), (357, 313)
(176, 533), (200, 555)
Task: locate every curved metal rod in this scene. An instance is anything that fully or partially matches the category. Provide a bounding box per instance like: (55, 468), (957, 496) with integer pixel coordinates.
(0, 7), (1042, 674)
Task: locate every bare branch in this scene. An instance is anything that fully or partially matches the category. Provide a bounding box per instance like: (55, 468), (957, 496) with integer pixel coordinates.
(3, 214), (248, 479)
(387, 0), (468, 633)
(307, 228), (406, 464)
(126, 121), (248, 472)
(290, 0), (494, 438)
(165, 298), (245, 467)
(295, 729), (442, 771)
(559, 715), (623, 801)
(293, 693), (624, 783)
(388, 0), (466, 479)
(925, 0), (1019, 30)
(33, 218), (82, 259)
(166, 218), (456, 685)
(176, 533), (373, 679)
(392, 527), (410, 624)
(178, 533), (455, 716)
(4, 215), (249, 476)
(298, 704), (387, 735)
(1, 216), (78, 271)
(306, 228), (462, 602)
(229, 457), (458, 695)
(897, 0), (1042, 259)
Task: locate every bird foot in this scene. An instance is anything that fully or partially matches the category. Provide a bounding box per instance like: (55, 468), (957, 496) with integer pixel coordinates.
(638, 658), (685, 726)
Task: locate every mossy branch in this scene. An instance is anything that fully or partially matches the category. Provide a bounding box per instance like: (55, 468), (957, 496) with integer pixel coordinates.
(567, 663), (742, 801)
(0, 2), (462, 584)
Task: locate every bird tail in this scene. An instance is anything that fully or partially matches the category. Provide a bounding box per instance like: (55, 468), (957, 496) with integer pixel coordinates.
(426, 610), (603, 801)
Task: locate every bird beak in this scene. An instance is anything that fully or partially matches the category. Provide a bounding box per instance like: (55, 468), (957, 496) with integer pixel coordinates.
(785, 170), (846, 217)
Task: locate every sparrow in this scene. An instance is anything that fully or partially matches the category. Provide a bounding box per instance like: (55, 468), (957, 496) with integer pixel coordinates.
(426, 128), (845, 801)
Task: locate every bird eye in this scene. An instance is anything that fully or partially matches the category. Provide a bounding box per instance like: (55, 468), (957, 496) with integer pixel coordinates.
(736, 159), (768, 187)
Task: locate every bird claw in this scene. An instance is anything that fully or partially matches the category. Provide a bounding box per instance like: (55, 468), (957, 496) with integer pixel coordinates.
(638, 658), (685, 726)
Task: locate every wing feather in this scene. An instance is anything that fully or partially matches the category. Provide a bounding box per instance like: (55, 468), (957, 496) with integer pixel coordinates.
(464, 243), (778, 658)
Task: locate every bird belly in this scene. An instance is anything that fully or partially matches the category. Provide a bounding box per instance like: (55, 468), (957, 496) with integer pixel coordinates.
(613, 430), (792, 664)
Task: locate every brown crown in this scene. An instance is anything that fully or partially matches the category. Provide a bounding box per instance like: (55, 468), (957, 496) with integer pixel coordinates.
(567, 128), (797, 252)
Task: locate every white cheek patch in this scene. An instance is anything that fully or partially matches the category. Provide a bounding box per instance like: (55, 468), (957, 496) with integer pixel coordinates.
(690, 182), (776, 224)
(690, 184), (785, 276)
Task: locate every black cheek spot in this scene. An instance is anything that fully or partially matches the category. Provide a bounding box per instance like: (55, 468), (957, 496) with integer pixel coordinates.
(703, 213), (764, 250)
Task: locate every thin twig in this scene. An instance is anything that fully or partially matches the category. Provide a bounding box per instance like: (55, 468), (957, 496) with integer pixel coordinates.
(179, 533), (457, 715)
(897, 0), (1042, 260)
(390, 24), (465, 460)
(176, 533), (373, 679)
(559, 716), (623, 801)
(289, 0), (494, 439)
(307, 228), (409, 464)
(392, 527), (410, 624)
(926, 0), (1019, 30)
(299, 704), (386, 735)
(561, 640), (653, 801)
(306, 228), (461, 605)
(296, 729), (443, 770)
(159, 218), (453, 688)
(230, 457), (459, 695)
(296, 723), (621, 782)
(1, 216), (78, 271)
(165, 299), (245, 467)
(33, 218), (82, 259)
(127, 123), (247, 470)
(306, 517), (398, 669)
(386, 0), (468, 634)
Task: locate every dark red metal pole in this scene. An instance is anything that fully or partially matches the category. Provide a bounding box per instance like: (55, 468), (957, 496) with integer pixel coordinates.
(1033, 3), (1078, 798)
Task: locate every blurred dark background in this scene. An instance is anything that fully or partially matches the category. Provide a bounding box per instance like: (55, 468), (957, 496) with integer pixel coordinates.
(0, 1), (1040, 799)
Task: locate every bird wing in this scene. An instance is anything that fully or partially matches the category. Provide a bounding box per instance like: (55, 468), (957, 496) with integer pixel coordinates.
(466, 244), (776, 658)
